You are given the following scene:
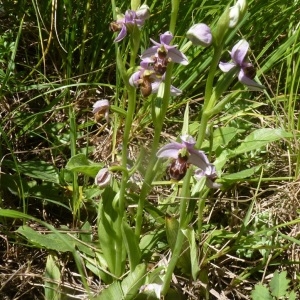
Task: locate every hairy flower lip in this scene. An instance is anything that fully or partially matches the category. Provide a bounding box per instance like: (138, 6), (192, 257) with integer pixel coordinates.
(219, 39), (265, 91)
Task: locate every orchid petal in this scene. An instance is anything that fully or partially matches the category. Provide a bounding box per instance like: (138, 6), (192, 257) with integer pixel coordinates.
(180, 135), (196, 147)
(170, 85), (182, 96)
(141, 46), (159, 59)
(151, 81), (162, 94)
(231, 39), (249, 65)
(156, 142), (184, 159)
(92, 99), (109, 114)
(129, 71), (141, 87)
(160, 31), (173, 45)
(168, 48), (189, 65)
(219, 61), (236, 72)
(188, 149), (210, 170)
(114, 24), (127, 42)
(238, 69), (265, 91)
(95, 168), (111, 188)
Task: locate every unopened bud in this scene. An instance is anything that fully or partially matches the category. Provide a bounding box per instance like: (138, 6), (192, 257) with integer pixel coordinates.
(95, 168), (111, 188)
(136, 3), (150, 20)
(229, 0), (247, 28)
(186, 23), (213, 47)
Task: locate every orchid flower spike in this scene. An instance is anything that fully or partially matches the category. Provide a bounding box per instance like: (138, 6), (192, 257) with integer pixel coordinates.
(219, 39), (265, 91)
(93, 99), (109, 122)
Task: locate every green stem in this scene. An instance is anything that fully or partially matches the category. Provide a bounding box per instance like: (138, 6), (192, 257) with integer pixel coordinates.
(203, 45), (223, 111)
(161, 169), (192, 295)
(114, 31), (140, 275)
(169, 0), (180, 34)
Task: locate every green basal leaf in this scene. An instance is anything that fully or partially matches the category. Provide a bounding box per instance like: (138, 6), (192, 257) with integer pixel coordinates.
(93, 263), (146, 300)
(66, 153), (103, 177)
(44, 253), (61, 300)
(3, 160), (60, 183)
(165, 215), (191, 275)
(17, 225), (75, 252)
(182, 228), (200, 280)
(202, 126), (245, 151)
(121, 263), (147, 300)
(122, 221), (141, 271)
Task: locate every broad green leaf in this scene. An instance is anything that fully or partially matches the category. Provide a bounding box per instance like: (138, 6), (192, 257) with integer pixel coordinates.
(98, 187), (125, 276)
(44, 253), (61, 300)
(3, 160), (59, 183)
(122, 221), (141, 271)
(222, 165), (262, 181)
(202, 126), (244, 151)
(269, 270), (290, 298)
(182, 228), (200, 280)
(139, 230), (165, 260)
(66, 153), (103, 177)
(165, 216), (190, 275)
(93, 281), (123, 300)
(121, 263), (147, 300)
(93, 264), (146, 300)
(232, 128), (292, 156)
(251, 283), (272, 300)
(17, 225), (74, 252)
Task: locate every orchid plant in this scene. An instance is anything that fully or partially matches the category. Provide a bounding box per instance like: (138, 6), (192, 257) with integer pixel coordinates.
(90, 0), (267, 298)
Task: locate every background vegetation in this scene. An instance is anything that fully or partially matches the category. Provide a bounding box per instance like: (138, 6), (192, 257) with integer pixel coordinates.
(0, 0), (299, 299)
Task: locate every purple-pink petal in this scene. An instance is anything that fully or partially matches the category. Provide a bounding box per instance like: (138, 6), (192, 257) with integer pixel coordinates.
(156, 142), (184, 159)
(160, 31), (173, 45)
(141, 46), (159, 59)
(170, 85), (182, 96)
(168, 48), (189, 65)
(231, 39), (249, 65)
(219, 61), (236, 72)
(114, 24), (127, 42)
(188, 150), (210, 171)
(92, 99), (109, 114)
(129, 70), (141, 87)
(180, 135), (196, 147)
(238, 69), (265, 91)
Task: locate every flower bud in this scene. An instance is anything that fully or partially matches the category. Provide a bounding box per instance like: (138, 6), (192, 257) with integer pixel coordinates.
(95, 168), (111, 188)
(136, 3), (150, 20)
(229, 0), (247, 28)
(186, 23), (212, 47)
